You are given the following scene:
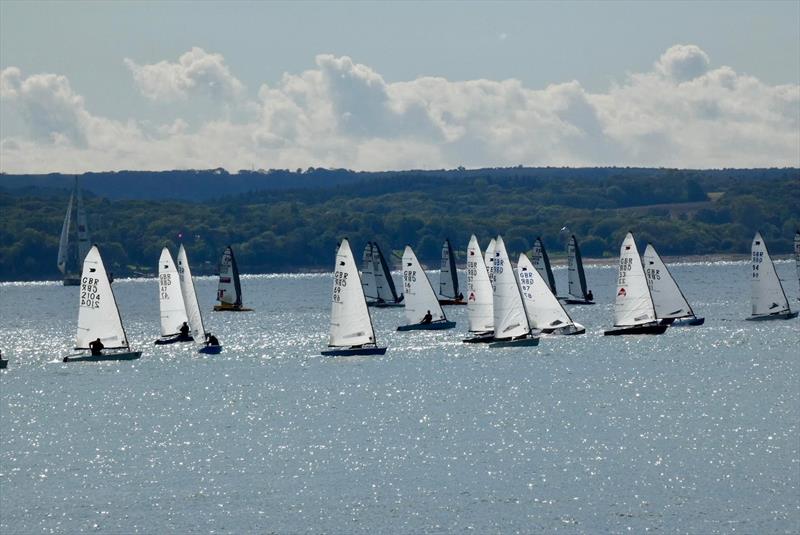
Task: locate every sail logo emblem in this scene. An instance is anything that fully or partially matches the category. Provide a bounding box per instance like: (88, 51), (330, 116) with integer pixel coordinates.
(469, 250), (474, 256)
(468, 291), (476, 301)
(618, 287), (627, 297)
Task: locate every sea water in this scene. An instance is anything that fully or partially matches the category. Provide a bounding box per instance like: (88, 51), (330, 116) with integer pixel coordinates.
(0, 261), (798, 534)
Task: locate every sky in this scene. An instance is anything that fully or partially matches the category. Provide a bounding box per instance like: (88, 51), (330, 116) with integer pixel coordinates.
(1, 0), (798, 173)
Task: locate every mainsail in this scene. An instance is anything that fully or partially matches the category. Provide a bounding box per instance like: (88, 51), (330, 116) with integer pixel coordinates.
(531, 237), (556, 294)
(361, 242), (377, 300)
(159, 247), (189, 337)
(57, 192), (74, 275)
(76, 246), (129, 350)
(750, 232), (792, 317)
(371, 242), (400, 303)
(328, 239), (377, 348)
(176, 244), (207, 342)
(217, 246), (243, 307)
(465, 235), (493, 333)
(643, 244), (695, 320)
(567, 235), (590, 301)
(517, 252), (575, 330)
(613, 232), (657, 327)
(402, 246), (447, 325)
(438, 238), (460, 299)
(492, 236), (531, 339)
(794, 231), (800, 294)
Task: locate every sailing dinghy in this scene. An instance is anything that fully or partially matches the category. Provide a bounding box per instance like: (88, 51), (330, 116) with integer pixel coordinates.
(643, 244), (704, 326)
(177, 245), (223, 353)
(322, 238), (387, 356)
(57, 177), (92, 286)
(489, 236), (539, 347)
(154, 247), (194, 344)
(438, 239), (465, 305)
(397, 245), (456, 331)
(531, 237), (557, 295)
(463, 235), (495, 343)
(563, 235), (594, 304)
(604, 232), (667, 336)
(63, 245), (141, 362)
(362, 242), (379, 304)
(746, 232), (797, 321)
(371, 242), (404, 307)
(213, 246), (252, 311)
(517, 253), (585, 335)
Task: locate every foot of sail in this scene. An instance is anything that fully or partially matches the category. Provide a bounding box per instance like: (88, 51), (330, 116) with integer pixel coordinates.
(603, 323), (668, 336)
(321, 345), (388, 357)
(63, 351), (142, 362)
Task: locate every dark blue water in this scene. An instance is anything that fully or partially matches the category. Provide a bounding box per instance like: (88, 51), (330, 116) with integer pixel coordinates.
(1, 261), (798, 533)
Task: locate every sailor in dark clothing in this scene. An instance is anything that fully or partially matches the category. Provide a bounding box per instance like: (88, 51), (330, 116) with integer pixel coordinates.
(179, 321), (190, 339)
(421, 310), (433, 324)
(586, 290), (594, 301)
(457, 292), (464, 301)
(205, 333), (220, 346)
(89, 338), (104, 356)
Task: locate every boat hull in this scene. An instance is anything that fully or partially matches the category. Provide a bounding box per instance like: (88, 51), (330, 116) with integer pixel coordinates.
(542, 324), (586, 335)
(321, 346), (388, 357)
(745, 311), (798, 321)
(212, 305), (253, 312)
(489, 335), (540, 348)
(438, 299), (467, 306)
(0, 358), (7, 369)
(368, 301), (404, 308)
(662, 316), (705, 327)
(63, 277), (81, 286)
(603, 324), (668, 336)
(63, 351), (142, 362)
(154, 335), (194, 345)
(561, 298), (595, 305)
(397, 320), (456, 331)
(198, 345), (223, 355)
(462, 332), (495, 344)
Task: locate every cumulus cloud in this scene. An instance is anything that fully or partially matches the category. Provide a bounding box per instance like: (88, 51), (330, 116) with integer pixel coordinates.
(124, 47), (244, 101)
(1, 44), (798, 173)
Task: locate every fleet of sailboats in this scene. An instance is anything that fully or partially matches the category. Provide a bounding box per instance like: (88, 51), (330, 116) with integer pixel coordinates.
(397, 245), (456, 331)
(746, 232), (797, 321)
(57, 177), (92, 286)
(604, 232), (668, 335)
(643, 244), (704, 326)
(213, 246), (252, 311)
(63, 245), (141, 362)
(438, 239), (465, 305)
(322, 239), (386, 356)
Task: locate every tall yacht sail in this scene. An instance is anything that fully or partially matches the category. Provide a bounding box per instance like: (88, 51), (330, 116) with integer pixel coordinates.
(397, 246), (455, 331)
(490, 236), (538, 346)
(213, 246), (251, 311)
(57, 177), (92, 286)
(438, 238), (464, 305)
(361, 242), (378, 302)
(643, 244), (704, 326)
(463, 235), (494, 343)
(57, 192), (73, 276)
(155, 247), (192, 344)
(747, 232), (797, 320)
(177, 244), (222, 353)
(517, 253), (584, 335)
(531, 237), (556, 294)
(794, 231), (800, 298)
(565, 235), (594, 304)
(371, 242), (403, 307)
(604, 232), (667, 335)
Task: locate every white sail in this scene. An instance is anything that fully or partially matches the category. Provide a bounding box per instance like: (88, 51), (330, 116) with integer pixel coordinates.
(401, 246), (447, 325)
(531, 238), (556, 294)
(361, 242), (377, 299)
(328, 239), (376, 347)
(158, 247), (189, 337)
(567, 235), (590, 300)
(750, 232), (791, 317)
(372, 242), (400, 302)
(794, 231), (800, 294)
(216, 246), (243, 307)
(76, 245), (128, 349)
(613, 232), (657, 327)
(643, 244), (694, 320)
(492, 236), (531, 339)
(466, 235), (493, 333)
(57, 192), (74, 275)
(75, 179), (92, 265)
(484, 238), (496, 271)
(176, 244), (207, 342)
(517, 252), (574, 330)
(438, 239), (459, 299)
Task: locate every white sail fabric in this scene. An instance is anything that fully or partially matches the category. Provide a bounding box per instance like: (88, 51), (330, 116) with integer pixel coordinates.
(794, 231), (800, 293)
(57, 192), (73, 275)
(466, 235), (493, 333)
(328, 239), (376, 347)
(484, 238), (496, 272)
(402, 246), (446, 325)
(492, 236), (531, 339)
(361, 242), (377, 299)
(438, 239), (459, 299)
(158, 247), (189, 336)
(76, 246), (128, 349)
(531, 238), (556, 294)
(613, 233), (657, 326)
(567, 235), (589, 300)
(176, 244), (207, 342)
(217, 246), (242, 306)
(75, 181), (92, 265)
(750, 232), (791, 317)
(517, 253), (574, 330)
(643, 244), (694, 320)
(371, 243), (399, 302)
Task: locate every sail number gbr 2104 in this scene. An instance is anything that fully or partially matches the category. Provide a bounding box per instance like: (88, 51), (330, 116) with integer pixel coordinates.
(80, 276), (101, 309)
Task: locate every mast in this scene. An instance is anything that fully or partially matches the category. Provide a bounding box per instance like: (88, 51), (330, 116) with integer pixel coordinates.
(57, 191), (74, 275)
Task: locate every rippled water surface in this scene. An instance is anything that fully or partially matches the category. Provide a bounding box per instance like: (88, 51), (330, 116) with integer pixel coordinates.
(1, 261), (798, 533)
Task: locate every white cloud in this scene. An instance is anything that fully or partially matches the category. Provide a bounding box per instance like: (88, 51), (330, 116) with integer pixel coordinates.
(1, 44), (798, 173)
(124, 47), (244, 101)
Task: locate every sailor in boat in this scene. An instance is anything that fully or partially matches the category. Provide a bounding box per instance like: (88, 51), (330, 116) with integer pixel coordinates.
(587, 290), (594, 301)
(205, 333), (220, 347)
(178, 322), (191, 340)
(89, 338), (104, 356)
(421, 311), (433, 325)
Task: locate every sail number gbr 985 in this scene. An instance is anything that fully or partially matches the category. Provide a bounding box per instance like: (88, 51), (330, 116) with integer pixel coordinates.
(80, 276), (101, 309)
(332, 270), (348, 303)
